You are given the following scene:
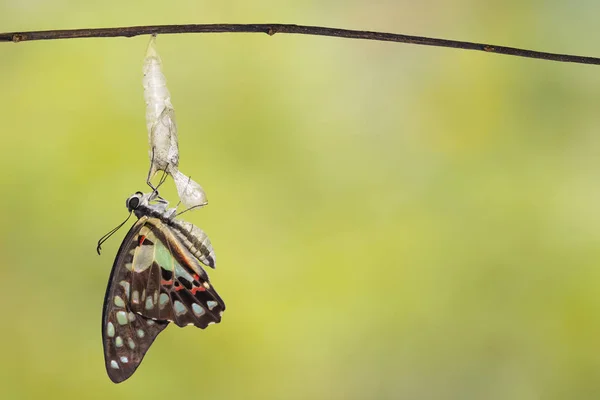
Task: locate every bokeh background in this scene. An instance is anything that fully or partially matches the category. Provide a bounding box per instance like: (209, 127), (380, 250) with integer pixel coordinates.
(2, 1), (600, 399)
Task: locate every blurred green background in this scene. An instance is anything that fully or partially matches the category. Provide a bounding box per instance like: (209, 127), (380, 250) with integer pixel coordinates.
(2, 1), (600, 399)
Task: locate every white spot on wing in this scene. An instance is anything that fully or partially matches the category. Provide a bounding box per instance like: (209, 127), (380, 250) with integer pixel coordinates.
(133, 246), (154, 272)
(113, 296), (125, 308)
(174, 300), (187, 316)
(192, 303), (205, 316)
(159, 293), (169, 309)
(207, 301), (218, 310)
(145, 296), (154, 310)
(116, 311), (128, 325)
(106, 322), (115, 337)
(119, 281), (131, 299)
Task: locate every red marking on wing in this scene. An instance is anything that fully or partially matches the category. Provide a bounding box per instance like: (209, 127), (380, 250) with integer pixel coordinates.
(193, 274), (200, 281)
(160, 279), (173, 286)
(139, 235), (147, 245)
(191, 286), (206, 295)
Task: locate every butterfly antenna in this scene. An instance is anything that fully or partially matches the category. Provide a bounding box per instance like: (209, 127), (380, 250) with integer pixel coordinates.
(96, 212), (133, 255)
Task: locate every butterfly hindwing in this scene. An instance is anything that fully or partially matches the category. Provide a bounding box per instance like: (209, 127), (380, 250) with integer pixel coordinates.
(128, 219), (225, 328)
(102, 217), (169, 383)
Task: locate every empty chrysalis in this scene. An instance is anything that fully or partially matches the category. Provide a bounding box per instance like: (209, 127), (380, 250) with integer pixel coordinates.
(143, 35), (207, 209)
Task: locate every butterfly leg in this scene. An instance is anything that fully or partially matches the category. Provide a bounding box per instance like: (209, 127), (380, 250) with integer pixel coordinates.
(146, 147), (159, 192)
(174, 203), (204, 218)
(155, 170), (169, 194)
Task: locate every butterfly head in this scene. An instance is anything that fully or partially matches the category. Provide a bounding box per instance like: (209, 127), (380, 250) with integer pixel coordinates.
(126, 191), (145, 212)
(98, 192), (166, 255)
(126, 191), (169, 218)
(97, 193), (145, 255)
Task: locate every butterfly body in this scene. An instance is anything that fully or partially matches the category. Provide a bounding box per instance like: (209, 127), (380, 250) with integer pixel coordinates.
(102, 191), (224, 383)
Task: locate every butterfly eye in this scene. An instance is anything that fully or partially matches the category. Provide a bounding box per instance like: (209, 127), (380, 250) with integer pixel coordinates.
(127, 197), (141, 210)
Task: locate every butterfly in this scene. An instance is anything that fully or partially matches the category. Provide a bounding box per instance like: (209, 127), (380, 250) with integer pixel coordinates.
(99, 191), (225, 383)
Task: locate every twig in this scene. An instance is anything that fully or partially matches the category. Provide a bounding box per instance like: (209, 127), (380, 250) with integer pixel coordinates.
(1, 23), (599, 66)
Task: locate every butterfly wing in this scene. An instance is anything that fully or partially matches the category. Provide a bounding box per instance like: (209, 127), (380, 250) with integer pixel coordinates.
(102, 217), (169, 383)
(128, 218), (225, 328)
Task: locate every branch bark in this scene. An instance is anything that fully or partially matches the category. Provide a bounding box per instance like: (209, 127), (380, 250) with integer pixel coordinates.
(1, 23), (599, 66)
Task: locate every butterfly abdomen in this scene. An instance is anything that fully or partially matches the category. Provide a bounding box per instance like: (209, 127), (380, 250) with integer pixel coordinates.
(169, 219), (216, 268)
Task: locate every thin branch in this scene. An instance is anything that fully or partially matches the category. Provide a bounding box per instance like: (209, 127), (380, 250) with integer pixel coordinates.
(1, 23), (599, 66)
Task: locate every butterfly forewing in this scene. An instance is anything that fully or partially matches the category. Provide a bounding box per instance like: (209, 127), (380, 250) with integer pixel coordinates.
(128, 218), (225, 328)
(102, 209), (225, 383)
(102, 217), (169, 383)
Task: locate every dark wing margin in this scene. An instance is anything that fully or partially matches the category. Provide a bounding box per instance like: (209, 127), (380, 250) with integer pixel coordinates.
(102, 218), (169, 383)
